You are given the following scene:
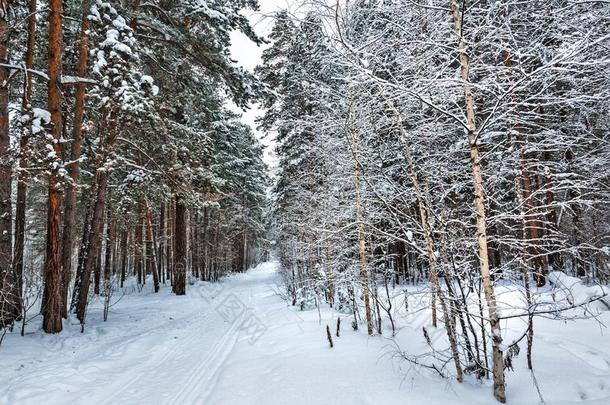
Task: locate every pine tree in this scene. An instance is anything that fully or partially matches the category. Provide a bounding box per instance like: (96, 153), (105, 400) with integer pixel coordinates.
(0, 0), (14, 328)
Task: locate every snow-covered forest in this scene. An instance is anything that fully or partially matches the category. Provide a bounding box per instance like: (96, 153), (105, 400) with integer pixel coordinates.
(1, 1), (609, 404)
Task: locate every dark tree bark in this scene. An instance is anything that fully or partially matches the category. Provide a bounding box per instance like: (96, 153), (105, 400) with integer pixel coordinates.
(144, 201), (160, 293)
(119, 228), (128, 288)
(71, 191), (94, 311)
(42, 0), (65, 333)
(159, 203), (166, 284)
(172, 195), (187, 295)
(75, 162), (111, 325)
(0, 0), (15, 328)
(167, 199), (174, 285)
(94, 243), (102, 295)
(212, 218), (220, 281)
(192, 211), (200, 279)
(135, 205), (144, 285)
(502, 47), (545, 286)
(103, 202), (115, 288)
(202, 206), (209, 281)
(12, 0), (37, 322)
(60, 0), (94, 319)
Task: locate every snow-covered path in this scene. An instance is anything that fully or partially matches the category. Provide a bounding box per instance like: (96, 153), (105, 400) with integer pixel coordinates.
(4, 261), (610, 405)
(0, 261), (408, 405)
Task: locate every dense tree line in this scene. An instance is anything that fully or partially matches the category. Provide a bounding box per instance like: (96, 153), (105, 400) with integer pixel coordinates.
(0, 0), (269, 334)
(262, 1), (609, 402)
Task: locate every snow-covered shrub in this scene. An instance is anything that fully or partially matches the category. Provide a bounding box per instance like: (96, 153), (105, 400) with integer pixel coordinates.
(548, 271), (610, 312)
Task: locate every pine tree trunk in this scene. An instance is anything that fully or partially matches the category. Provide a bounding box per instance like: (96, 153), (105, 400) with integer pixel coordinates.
(135, 205), (144, 285)
(60, 0), (94, 319)
(213, 218), (220, 282)
(159, 203), (166, 284)
(0, 0), (15, 328)
(104, 200), (115, 283)
(242, 228), (248, 272)
(173, 195), (187, 295)
(71, 192), (94, 311)
(191, 211), (199, 278)
(11, 0), (37, 322)
(144, 200), (160, 293)
(449, 1), (505, 401)
(502, 46), (545, 286)
(75, 169), (109, 325)
(42, 0), (64, 334)
(167, 199), (174, 285)
(202, 206), (209, 281)
(94, 244), (101, 295)
(119, 227), (128, 288)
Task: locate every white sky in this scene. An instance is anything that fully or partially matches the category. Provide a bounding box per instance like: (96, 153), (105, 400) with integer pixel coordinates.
(229, 0), (296, 172)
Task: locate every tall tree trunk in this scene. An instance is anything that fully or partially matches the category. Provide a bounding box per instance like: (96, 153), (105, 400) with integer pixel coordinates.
(144, 200), (160, 293)
(173, 195), (187, 295)
(12, 0), (37, 322)
(71, 191), (94, 311)
(60, 0), (94, 319)
(191, 211), (199, 278)
(501, 25), (537, 369)
(94, 243), (101, 295)
(168, 202), (172, 283)
(242, 227), (248, 272)
(0, 0), (15, 328)
(135, 204), (144, 285)
(103, 199), (115, 283)
(167, 199), (174, 285)
(201, 206), (209, 281)
(75, 136), (114, 326)
(119, 228), (128, 288)
(75, 171), (107, 325)
(42, 0), (64, 334)
(159, 202), (166, 284)
(502, 46), (545, 287)
(449, 1), (506, 401)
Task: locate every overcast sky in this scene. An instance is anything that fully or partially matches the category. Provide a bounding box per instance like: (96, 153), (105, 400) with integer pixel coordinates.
(227, 1), (296, 171)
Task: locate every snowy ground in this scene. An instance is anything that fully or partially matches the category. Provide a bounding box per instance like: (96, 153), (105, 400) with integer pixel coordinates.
(1, 260), (609, 405)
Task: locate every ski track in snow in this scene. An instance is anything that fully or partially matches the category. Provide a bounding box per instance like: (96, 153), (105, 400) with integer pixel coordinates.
(2, 260), (610, 405)
(96, 309), (216, 405)
(169, 287), (254, 405)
